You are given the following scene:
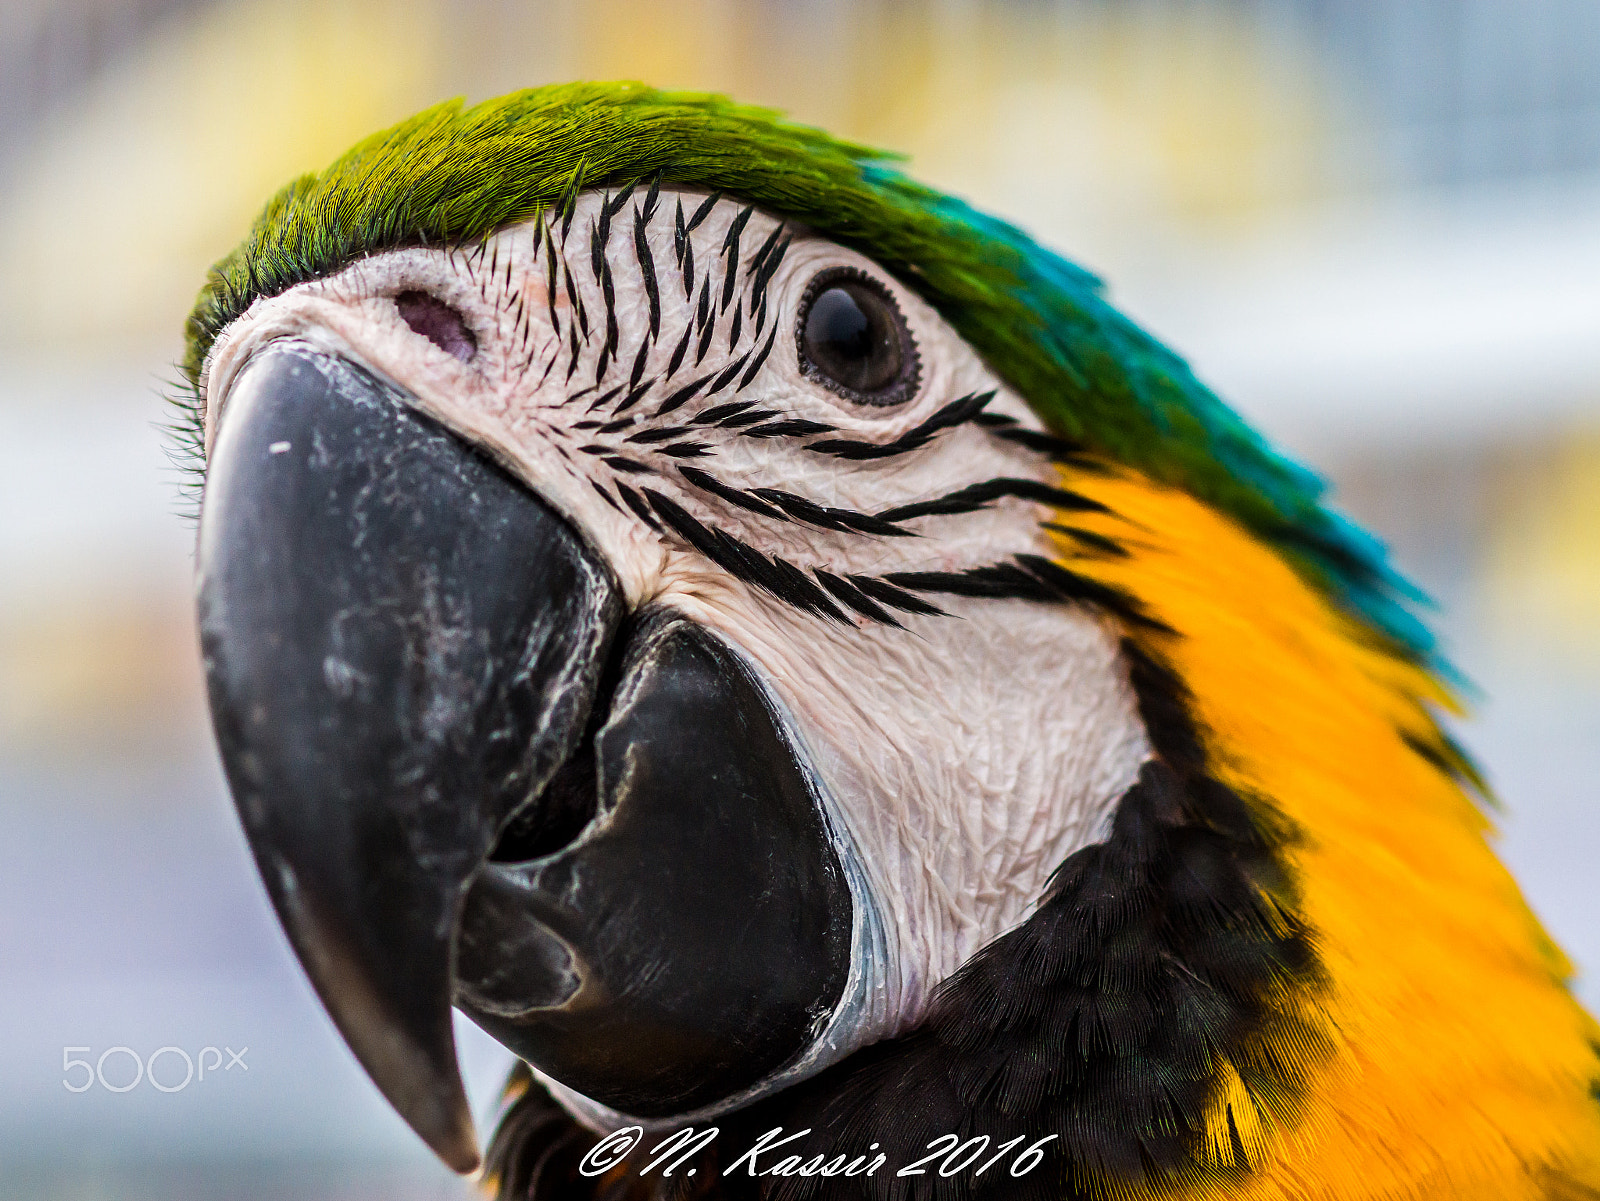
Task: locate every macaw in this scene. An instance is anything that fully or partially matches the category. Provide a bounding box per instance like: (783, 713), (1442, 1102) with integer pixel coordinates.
(175, 83), (1600, 1199)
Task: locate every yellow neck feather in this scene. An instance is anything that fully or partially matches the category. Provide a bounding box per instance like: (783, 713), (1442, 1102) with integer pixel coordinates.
(1060, 464), (1600, 1200)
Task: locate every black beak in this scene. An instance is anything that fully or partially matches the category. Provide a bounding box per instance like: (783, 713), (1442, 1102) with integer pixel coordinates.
(196, 344), (852, 1173)
(197, 345), (622, 1171)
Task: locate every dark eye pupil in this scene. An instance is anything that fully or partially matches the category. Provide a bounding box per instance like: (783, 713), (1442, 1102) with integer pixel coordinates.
(801, 280), (905, 399)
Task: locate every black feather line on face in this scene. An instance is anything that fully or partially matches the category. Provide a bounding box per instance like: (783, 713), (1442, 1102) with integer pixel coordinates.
(634, 207), (661, 341)
(640, 172), (662, 225)
(739, 325), (779, 389)
(605, 183), (636, 220)
(885, 562), (1059, 603)
(695, 274), (713, 335)
(877, 479), (1110, 524)
(597, 256), (618, 382)
(564, 321), (581, 382)
(746, 223), (784, 301)
(721, 204), (753, 313)
(676, 464), (790, 522)
(1042, 522), (1129, 559)
(530, 343), (560, 396)
(584, 383), (625, 415)
(693, 401), (755, 426)
(707, 348), (752, 396)
(645, 490), (848, 622)
(654, 369), (717, 418)
(616, 482), (663, 532)
(543, 228), (560, 334)
(710, 406), (777, 429)
(737, 419), (835, 440)
(883, 557), (1168, 633)
(628, 337), (651, 394)
(662, 319), (694, 380)
(694, 282), (717, 365)
(751, 233), (791, 309)
(589, 214), (606, 284)
(613, 375), (657, 416)
(749, 487), (909, 538)
(589, 478), (628, 517)
(656, 440), (712, 459)
(804, 392), (996, 461)
(686, 191), (721, 233)
(990, 425), (1106, 470)
(555, 162), (584, 243)
(846, 573), (945, 617)
(563, 263), (585, 340)
(1014, 555), (1172, 632)
(815, 570), (903, 627)
(600, 454), (654, 475)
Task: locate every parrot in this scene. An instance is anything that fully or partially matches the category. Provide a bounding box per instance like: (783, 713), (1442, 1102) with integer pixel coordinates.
(173, 83), (1600, 1200)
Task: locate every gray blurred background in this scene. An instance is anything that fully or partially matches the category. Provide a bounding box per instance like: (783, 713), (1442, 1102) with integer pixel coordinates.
(1, 1), (1597, 1197)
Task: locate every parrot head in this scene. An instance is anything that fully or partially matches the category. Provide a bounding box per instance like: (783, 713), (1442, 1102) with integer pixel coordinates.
(176, 84), (1600, 1199)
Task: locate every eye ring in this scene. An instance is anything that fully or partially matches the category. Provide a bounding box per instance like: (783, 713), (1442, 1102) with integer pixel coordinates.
(795, 267), (921, 407)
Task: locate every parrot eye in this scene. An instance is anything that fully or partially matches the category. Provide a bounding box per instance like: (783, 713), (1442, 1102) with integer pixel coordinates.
(797, 268), (919, 406)
(394, 290), (477, 362)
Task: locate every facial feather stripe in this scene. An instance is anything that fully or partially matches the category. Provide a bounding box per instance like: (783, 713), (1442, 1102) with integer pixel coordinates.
(535, 191), (1152, 630)
(193, 187), (1149, 640)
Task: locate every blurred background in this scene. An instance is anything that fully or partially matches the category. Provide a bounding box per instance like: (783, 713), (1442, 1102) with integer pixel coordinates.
(1, 0), (1596, 1196)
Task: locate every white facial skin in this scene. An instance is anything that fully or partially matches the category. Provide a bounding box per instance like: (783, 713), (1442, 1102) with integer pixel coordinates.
(200, 188), (1152, 1125)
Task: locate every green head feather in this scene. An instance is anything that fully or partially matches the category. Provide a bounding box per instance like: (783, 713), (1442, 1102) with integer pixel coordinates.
(182, 80), (1439, 671)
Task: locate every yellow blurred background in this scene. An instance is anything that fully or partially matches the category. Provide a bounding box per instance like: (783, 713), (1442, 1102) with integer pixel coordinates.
(1, 1), (1596, 1197)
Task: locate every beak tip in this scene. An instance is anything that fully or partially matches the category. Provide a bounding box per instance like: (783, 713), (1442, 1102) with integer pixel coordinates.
(327, 992), (484, 1178)
(432, 1125), (483, 1176)
(354, 1023), (482, 1175)
(270, 878), (482, 1176)
(383, 1056), (480, 1176)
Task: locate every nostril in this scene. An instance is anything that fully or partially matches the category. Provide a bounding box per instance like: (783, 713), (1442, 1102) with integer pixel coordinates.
(394, 290), (477, 361)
